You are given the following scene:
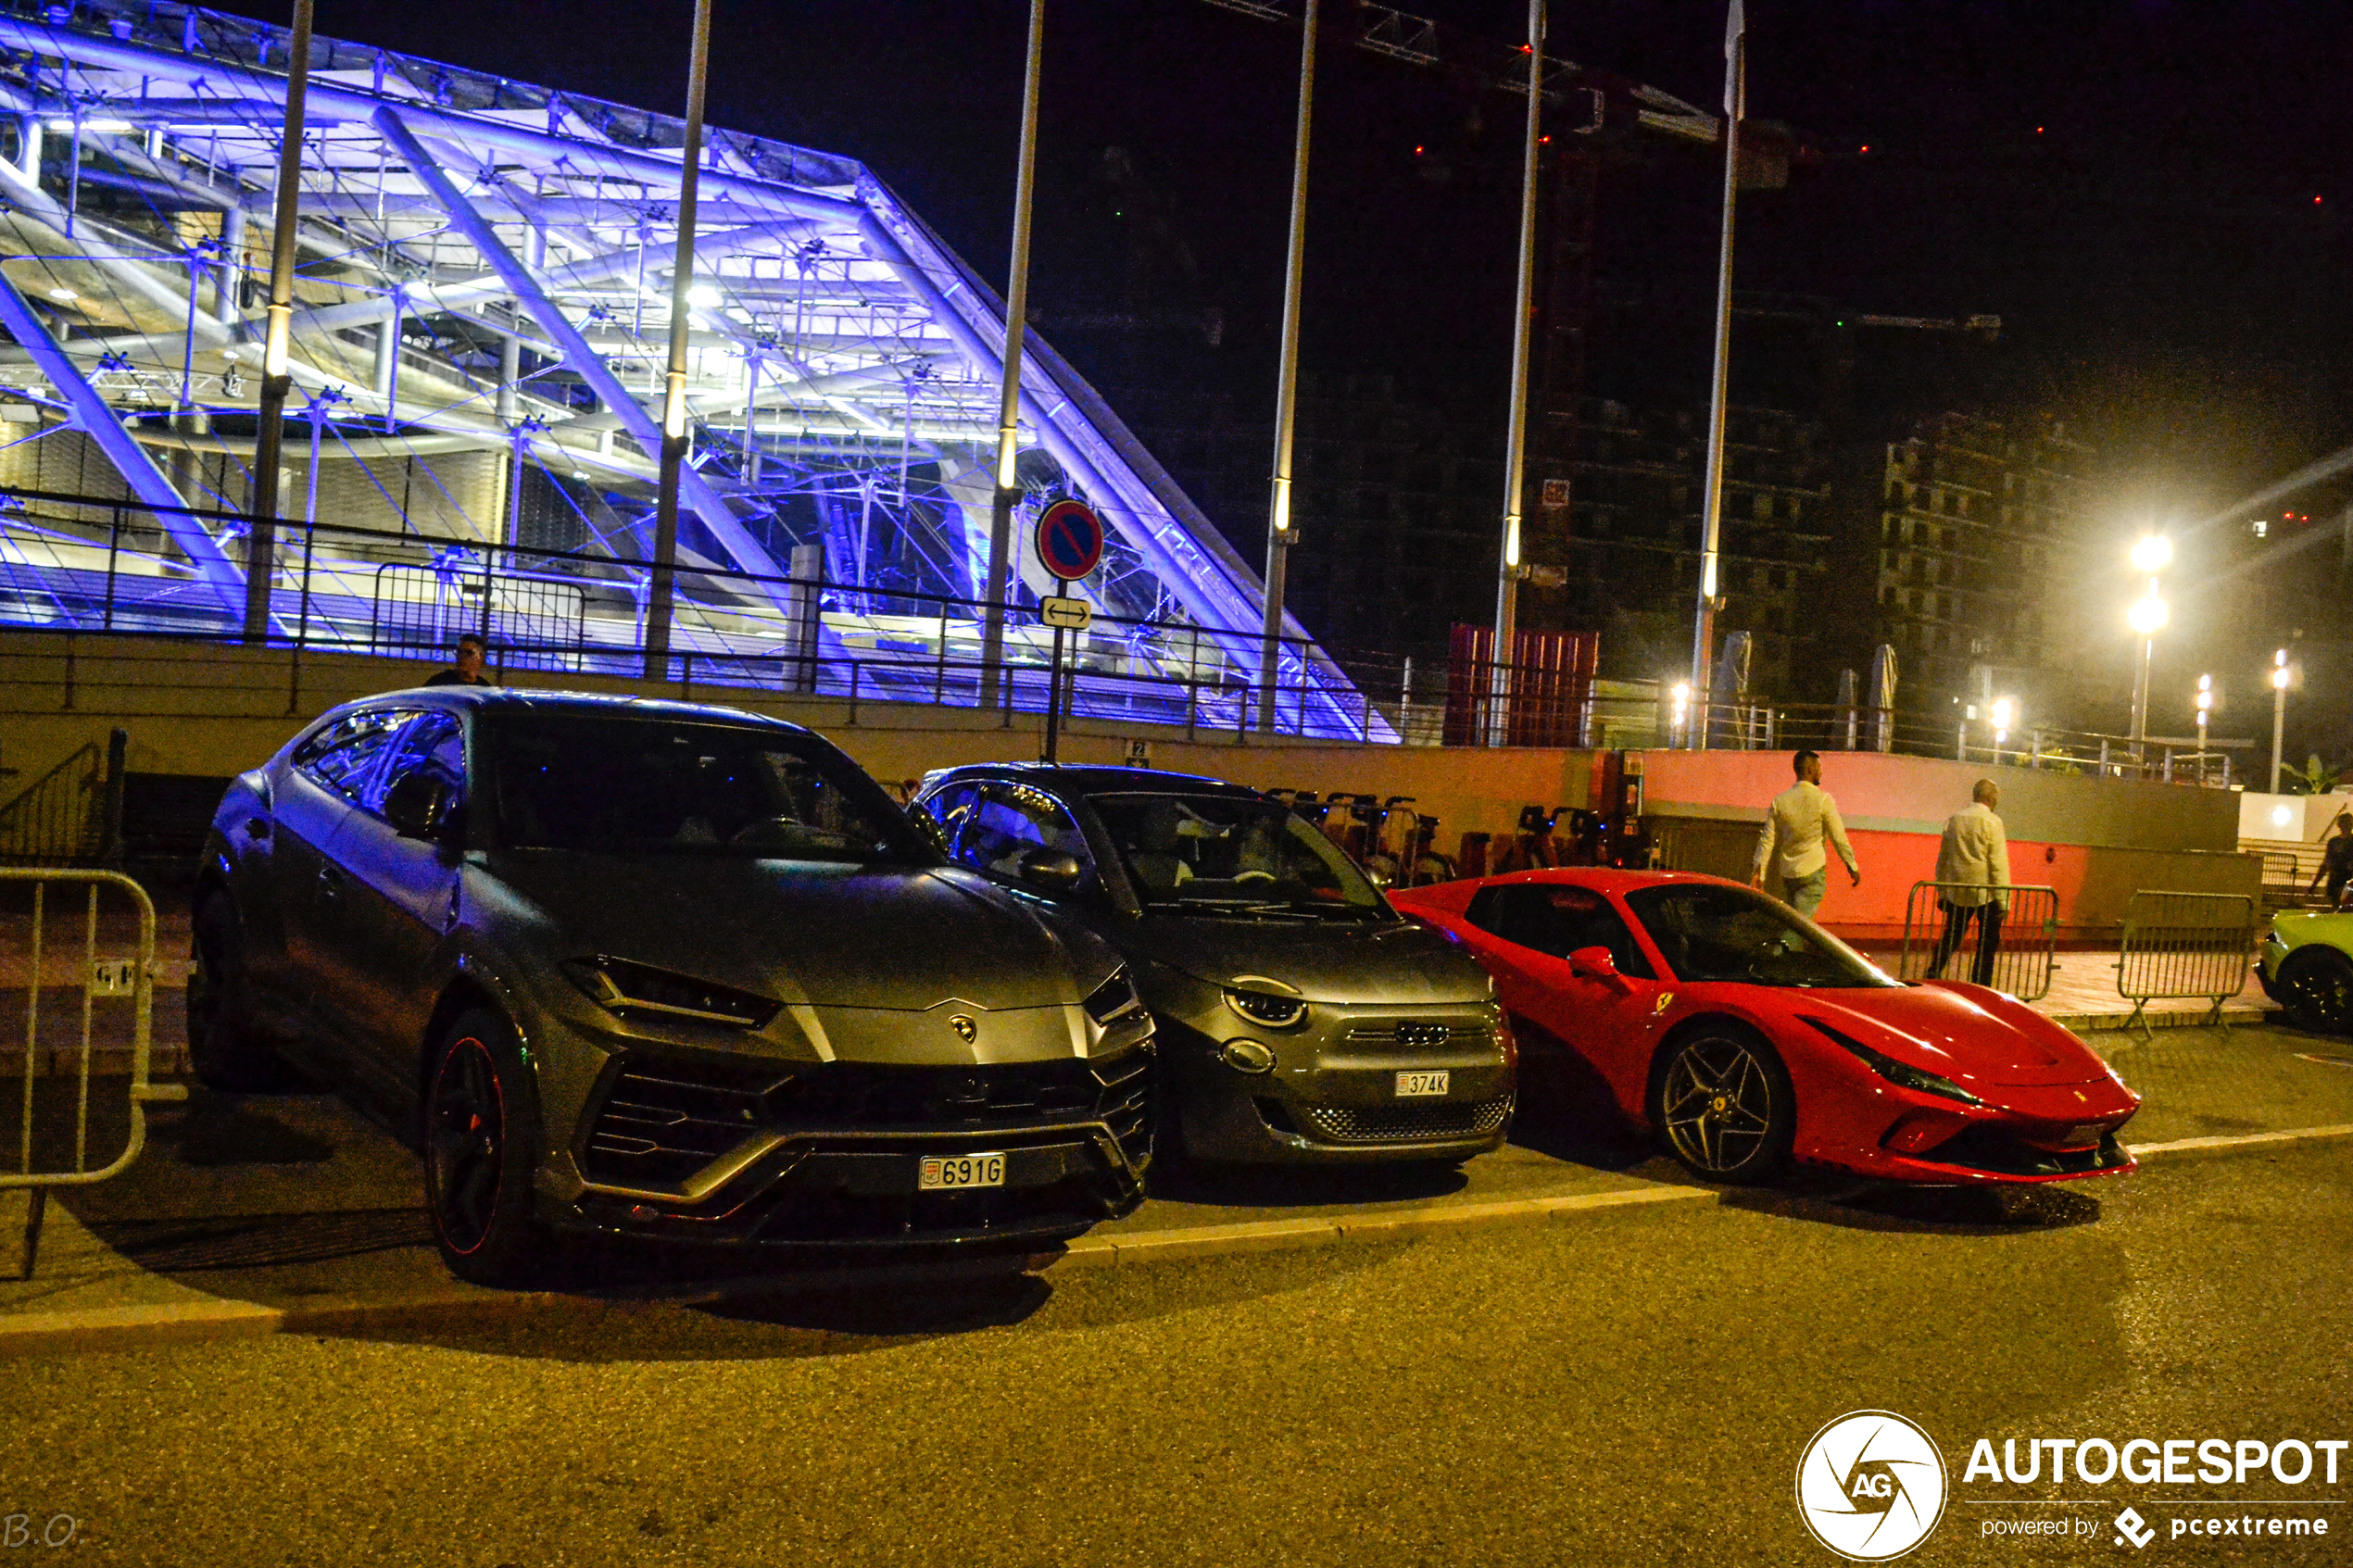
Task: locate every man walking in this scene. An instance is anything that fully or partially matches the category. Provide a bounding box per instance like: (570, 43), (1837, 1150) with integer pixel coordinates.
(1750, 749), (1859, 919)
(1931, 778), (2011, 985)
(2309, 811), (2353, 910)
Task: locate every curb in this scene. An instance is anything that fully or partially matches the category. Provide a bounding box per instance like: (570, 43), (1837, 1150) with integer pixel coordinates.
(7, 1124), (2353, 1361)
(0, 1182), (1712, 1359)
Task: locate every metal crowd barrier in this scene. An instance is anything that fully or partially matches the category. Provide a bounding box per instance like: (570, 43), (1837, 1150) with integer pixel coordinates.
(0, 869), (184, 1277)
(1894, 882), (2061, 1003)
(2115, 890), (2258, 1038)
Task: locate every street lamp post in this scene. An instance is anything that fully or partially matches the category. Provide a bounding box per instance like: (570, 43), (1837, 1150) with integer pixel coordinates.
(978, 0), (1048, 710)
(2125, 533), (2171, 770)
(2195, 673), (2212, 784)
(2271, 648), (2291, 793)
(1689, 0), (1747, 750)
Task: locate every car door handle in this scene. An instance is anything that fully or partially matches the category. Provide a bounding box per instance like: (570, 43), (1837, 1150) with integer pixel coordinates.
(245, 816), (270, 840)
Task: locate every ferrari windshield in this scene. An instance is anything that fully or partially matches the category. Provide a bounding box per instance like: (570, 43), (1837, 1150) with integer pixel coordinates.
(1622, 883), (1900, 988)
(482, 712), (931, 864)
(1088, 793), (1382, 914)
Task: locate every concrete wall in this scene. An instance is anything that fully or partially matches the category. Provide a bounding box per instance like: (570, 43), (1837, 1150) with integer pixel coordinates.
(0, 633), (1593, 847)
(2240, 790), (2353, 845)
(0, 634), (2258, 940)
(1635, 748), (2255, 940)
(1638, 746), (2240, 852)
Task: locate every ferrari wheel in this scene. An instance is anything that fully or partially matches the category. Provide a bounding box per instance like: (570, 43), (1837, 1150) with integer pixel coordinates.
(1652, 1025), (1795, 1185)
(2278, 947), (2353, 1036)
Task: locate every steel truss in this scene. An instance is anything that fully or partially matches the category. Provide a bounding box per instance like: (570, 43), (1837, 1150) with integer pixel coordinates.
(0, 0), (1383, 739)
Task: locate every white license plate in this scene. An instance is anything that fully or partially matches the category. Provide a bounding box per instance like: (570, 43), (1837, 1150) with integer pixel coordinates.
(1394, 1070), (1450, 1098)
(918, 1153), (1006, 1190)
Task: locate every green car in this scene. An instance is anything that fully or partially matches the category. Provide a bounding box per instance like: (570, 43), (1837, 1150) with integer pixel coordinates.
(2259, 911), (2353, 1034)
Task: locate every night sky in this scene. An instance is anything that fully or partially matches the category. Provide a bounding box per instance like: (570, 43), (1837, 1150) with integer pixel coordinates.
(206, 0), (2353, 751)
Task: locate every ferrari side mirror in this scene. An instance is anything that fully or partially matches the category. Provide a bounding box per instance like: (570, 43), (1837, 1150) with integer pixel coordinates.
(1567, 945), (1616, 978)
(1567, 945), (1631, 991)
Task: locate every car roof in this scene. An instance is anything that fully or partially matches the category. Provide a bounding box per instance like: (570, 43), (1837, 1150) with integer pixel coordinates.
(924, 762), (1266, 801)
(341, 685), (813, 736)
(1453, 867), (1746, 896)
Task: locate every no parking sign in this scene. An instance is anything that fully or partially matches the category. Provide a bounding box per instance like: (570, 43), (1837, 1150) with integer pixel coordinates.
(1033, 498), (1104, 583)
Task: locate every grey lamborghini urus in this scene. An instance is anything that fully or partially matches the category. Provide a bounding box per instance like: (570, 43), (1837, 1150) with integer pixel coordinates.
(190, 690), (1153, 1282)
(912, 766), (1514, 1167)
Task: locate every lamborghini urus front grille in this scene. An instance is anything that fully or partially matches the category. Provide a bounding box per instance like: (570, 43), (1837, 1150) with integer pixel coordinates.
(581, 1045), (1154, 1188)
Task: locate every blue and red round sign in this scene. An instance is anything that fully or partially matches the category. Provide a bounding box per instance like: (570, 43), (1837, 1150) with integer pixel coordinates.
(1033, 498), (1105, 583)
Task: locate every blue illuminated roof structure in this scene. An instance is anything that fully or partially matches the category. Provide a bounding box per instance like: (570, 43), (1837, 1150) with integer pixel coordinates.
(0, 0), (1387, 740)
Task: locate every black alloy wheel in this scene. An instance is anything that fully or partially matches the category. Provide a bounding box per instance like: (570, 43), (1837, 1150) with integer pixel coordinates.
(2279, 947), (2353, 1036)
(423, 1009), (546, 1285)
(1651, 1025), (1796, 1185)
(186, 895), (285, 1092)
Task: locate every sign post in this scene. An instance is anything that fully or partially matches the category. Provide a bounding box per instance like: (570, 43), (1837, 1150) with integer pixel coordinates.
(1032, 501), (1103, 764)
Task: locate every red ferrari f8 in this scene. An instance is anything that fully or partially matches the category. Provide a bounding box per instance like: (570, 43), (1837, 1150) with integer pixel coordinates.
(1390, 870), (2137, 1185)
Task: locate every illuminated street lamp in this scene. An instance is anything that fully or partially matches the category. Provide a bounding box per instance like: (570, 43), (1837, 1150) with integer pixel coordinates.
(1670, 681), (1692, 747)
(2125, 533), (2171, 761)
(2195, 673), (2213, 778)
(1990, 696), (2015, 761)
(2270, 648), (2293, 793)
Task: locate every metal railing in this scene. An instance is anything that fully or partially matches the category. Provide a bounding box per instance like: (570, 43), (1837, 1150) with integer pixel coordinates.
(2115, 890), (2258, 1037)
(0, 485), (1394, 744)
(0, 741), (106, 865)
(1, 869), (184, 1276)
(1894, 882), (2060, 1002)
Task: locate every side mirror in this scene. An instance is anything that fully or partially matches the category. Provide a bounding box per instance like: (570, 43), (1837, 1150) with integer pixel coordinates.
(384, 771), (452, 841)
(1017, 847), (1085, 894)
(1567, 945), (1624, 985)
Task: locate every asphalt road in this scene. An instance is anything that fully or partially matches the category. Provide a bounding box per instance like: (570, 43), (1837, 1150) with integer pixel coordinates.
(4, 1135), (2348, 1567)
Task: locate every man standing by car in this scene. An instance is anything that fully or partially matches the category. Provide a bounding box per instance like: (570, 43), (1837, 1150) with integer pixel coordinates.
(2309, 811), (2353, 909)
(1931, 778), (2011, 984)
(1750, 749), (1859, 918)
(424, 631), (495, 687)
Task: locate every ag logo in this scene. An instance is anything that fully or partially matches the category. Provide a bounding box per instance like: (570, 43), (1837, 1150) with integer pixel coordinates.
(1795, 1411), (1948, 1561)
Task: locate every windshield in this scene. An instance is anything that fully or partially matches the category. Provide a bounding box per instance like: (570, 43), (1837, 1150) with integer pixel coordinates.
(1088, 792), (1383, 914)
(1622, 883), (1900, 988)
(481, 712), (931, 864)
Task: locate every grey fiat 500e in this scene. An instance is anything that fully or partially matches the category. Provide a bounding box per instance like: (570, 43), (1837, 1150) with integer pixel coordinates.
(912, 765), (1514, 1166)
(190, 690), (1153, 1281)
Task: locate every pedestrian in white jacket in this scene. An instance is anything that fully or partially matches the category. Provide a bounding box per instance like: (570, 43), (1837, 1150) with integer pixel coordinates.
(1931, 779), (2011, 984)
(1749, 750), (1860, 918)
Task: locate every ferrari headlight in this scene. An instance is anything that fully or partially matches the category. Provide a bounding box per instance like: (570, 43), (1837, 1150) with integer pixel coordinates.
(560, 957), (779, 1029)
(1225, 987), (1307, 1028)
(1805, 1017), (1982, 1107)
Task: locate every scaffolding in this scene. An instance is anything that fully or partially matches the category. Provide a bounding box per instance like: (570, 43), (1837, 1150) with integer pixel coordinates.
(0, 0), (1384, 739)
